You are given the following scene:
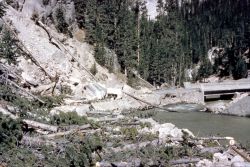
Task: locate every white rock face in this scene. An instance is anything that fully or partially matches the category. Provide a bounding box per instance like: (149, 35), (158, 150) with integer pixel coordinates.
(4, 1), (127, 101)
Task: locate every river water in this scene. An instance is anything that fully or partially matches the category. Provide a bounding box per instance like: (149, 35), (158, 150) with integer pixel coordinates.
(153, 103), (250, 145)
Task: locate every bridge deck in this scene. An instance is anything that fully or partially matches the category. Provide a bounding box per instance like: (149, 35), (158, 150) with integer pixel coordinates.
(184, 79), (250, 96)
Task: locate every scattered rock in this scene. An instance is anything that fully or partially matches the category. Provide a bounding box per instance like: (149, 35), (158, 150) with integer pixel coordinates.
(139, 118), (194, 142)
(231, 162), (250, 167)
(50, 105), (90, 116)
(197, 159), (213, 167)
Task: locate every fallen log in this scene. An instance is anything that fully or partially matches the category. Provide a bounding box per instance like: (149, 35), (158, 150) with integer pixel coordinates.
(36, 21), (61, 50)
(43, 129), (100, 139)
(107, 140), (159, 153)
(169, 158), (200, 165)
(6, 77), (45, 103)
(43, 124), (91, 139)
(110, 122), (141, 126)
(23, 119), (58, 132)
(96, 161), (140, 167)
(61, 124), (91, 131)
(168, 136), (234, 142)
(35, 129), (49, 135)
(0, 106), (18, 119)
(196, 136), (234, 141)
(122, 91), (172, 112)
(231, 146), (250, 162)
(0, 106), (58, 132)
(200, 147), (225, 154)
(96, 117), (122, 123)
(86, 111), (113, 116)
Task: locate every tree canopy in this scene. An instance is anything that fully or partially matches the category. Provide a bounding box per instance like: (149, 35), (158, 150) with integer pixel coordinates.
(74, 0), (250, 85)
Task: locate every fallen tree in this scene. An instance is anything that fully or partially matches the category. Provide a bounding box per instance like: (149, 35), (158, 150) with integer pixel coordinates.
(122, 91), (172, 112)
(43, 124), (91, 139)
(22, 119), (58, 132)
(169, 158), (200, 165)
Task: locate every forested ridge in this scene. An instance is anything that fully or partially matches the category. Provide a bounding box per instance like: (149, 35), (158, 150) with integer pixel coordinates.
(74, 0), (250, 86)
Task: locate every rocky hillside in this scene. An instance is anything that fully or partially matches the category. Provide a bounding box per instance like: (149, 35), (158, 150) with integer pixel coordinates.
(2, 0), (129, 101)
(0, 1), (250, 167)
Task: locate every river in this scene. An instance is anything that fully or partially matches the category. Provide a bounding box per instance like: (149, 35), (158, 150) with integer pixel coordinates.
(152, 103), (250, 145)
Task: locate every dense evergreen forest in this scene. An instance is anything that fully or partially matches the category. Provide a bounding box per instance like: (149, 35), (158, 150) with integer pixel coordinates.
(74, 0), (250, 86)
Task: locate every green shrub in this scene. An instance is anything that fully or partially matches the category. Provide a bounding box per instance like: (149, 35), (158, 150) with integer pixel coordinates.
(50, 112), (89, 126)
(0, 27), (21, 65)
(121, 127), (138, 141)
(0, 114), (22, 152)
(94, 44), (106, 66)
(60, 85), (73, 95)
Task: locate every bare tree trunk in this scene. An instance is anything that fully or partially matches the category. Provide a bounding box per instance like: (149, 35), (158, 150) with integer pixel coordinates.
(122, 91), (172, 112)
(23, 119), (58, 132)
(6, 77), (45, 103)
(137, 11), (140, 66)
(169, 158), (200, 165)
(43, 124), (91, 139)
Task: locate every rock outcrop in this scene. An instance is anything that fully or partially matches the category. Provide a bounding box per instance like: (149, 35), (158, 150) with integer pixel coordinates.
(223, 95), (250, 117)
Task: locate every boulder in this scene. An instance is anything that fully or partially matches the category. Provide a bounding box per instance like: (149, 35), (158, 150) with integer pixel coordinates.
(140, 121), (185, 142)
(224, 96), (250, 117)
(72, 83), (107, 101)
(83, 83), (107, 100)
(213, 152), (232, 166)
(231, 155), (245, 164)
(21, 72), (39, 87)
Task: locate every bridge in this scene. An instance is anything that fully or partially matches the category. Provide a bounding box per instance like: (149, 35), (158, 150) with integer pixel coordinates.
(184, 79), (250, 101)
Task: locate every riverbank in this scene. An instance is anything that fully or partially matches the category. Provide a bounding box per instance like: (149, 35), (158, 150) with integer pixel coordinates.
(206, 93), (250, 117)
(1, 89), (250, 166)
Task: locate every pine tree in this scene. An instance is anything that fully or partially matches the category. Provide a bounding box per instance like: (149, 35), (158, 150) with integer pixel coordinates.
(0, 2), (5, 18)
(55, 6), (68, 34)
(74, 0), (88, 28)
(0, 27), (20, 65)
(233, 57), (248, 79)
(197, 59), (213, 82)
